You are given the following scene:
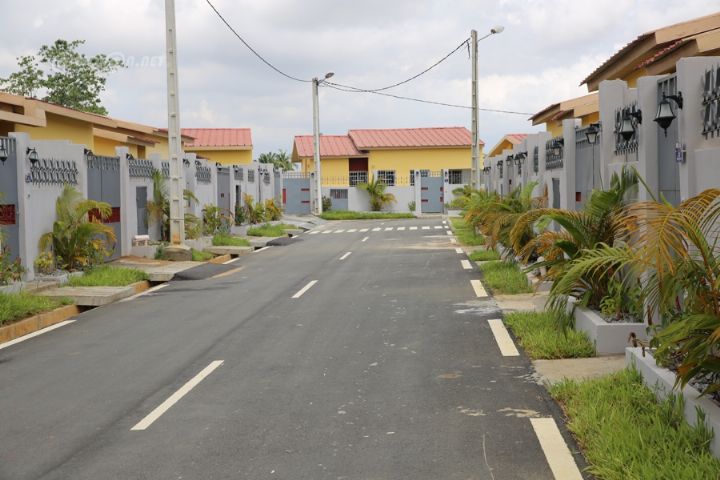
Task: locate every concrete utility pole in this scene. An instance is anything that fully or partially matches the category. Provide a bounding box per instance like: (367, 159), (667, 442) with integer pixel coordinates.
(164, 0), (187, 255)
(470, 29), (479, 190)
(312, 72), (333, 215)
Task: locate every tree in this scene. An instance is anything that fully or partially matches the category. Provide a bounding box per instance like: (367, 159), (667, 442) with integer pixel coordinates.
(359, 177), (396, 211)
(0, 39), (123, 115)
(257, 149), (293, 172)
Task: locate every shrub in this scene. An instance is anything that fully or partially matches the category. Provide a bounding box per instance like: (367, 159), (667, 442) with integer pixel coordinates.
(0, 246), (24, 285)
(191, 249), (214, 262)
(243, 194), (265, 224)
(264, 199), (282, 221)
(33, 251), (55, 275)
(408, 200), (416, 212)
(322, 196), (332, 212)
(202, 205), (233, 235)
(234, 203), (245, 226)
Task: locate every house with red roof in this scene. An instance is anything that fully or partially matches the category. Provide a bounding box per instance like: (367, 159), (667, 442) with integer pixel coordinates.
(291, 126), (484, 188)
(182, 128), (253, 165)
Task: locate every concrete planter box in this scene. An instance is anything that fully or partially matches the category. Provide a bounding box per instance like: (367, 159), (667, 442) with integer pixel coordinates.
(574, 306), (647, 355)
(186, 237), (212, 251)
(626, 347), (720, 458)
(131, 244), (161, 259)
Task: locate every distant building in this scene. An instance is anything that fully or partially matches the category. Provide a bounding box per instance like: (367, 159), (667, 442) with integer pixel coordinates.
(182, 128), (253, 165)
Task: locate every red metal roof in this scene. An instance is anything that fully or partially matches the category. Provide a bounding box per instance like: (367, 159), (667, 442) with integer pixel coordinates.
(504, 133), (528, 145)
(348, 127), (480, 149)
(294, 135), (361, 158)
(182, 128), (252, 148)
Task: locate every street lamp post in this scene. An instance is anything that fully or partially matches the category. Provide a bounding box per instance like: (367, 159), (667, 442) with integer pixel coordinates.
(471, 26), (503, 190)
(312, 72), (334, 215)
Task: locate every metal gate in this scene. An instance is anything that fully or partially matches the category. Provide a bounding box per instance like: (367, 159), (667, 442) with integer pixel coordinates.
(575, 126), (601, 209)
(87, 155), (121, 260)
(283, 174), (311, 214)
(421, 173), (443, 213)
(0, 137), (20, 262)
(136, 186), (148, 235)
(274, 170), (282, 203)
(217, 167), (231, 212)
(658, 76), (681, 206)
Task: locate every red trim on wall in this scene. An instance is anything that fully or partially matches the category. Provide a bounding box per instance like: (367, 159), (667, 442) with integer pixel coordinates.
(0, 205), (16, 225)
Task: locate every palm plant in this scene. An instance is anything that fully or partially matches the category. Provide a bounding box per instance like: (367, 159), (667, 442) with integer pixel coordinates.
(146, 170), (199, 241)
(511, 167), (639, 315)
(39, 184), (116, 271)
(551, 188), (720, 396)
(359, 176), (396, 212)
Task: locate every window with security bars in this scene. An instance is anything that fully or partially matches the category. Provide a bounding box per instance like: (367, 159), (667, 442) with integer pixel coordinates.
(447, 169), (463, 184)
(376, 170), (395, 186)
(349, 171), (368, 186)
(330, 189), (348, 200)
(409, 169), (429, 186)
(248, 170), (255, 182)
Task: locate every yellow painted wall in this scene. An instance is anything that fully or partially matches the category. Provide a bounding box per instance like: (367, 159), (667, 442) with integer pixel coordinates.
(15, 113), (93, 148)
(546, 121), (563, 137)
(580, 112), (600, 126)
(301, 157), (350, 186)
(368, 147), (471, 186)
(625, 68), (647, 88)
(489, 139), (513, 157)
(93, 136), (139, 157)
(147, 139), (169, 157)
(185, 148), (252, 165)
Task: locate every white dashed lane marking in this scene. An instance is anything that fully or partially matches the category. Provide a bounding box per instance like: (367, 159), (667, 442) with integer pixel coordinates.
(347, 229), (357, 233)
(321, 230), (332, 234)
(362, 236), (369, 242)
(461, 259), (472, 270)
(309, 231), (320, 235)
(455, 248), (463, 254)
(334, 229), (345, 233)
(446, 231), (453, 236)
(434, 226), (442, 229)
(422, 226), (430, 230)
(409, 226), (418, 231)
(360, 228), (369, 232)
(470, 279), (487, 297)
(339, 252), (352, 260)
(0, 320), (76, 351)
(372, 227), (381, 232)
(530, 418), (583, 480)
(292, 280), (318, 299)
(487, 319), (520, 356)
(384, 227), (393, 231)
(397, 226), (406, 231)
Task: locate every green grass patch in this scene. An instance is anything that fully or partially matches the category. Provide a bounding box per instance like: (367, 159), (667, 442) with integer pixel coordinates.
(478, 260), (532, 294)
(0, 292), (72, 326)
(504, 311), (595, 359)
(67, 265), (148, 287)
(212, 234), (251, 247)
(551, 368), (720, 479)
(468, 249), (500, 262)
(450, 217), (484, 246)
(191, 249), (214, 262)
(245, 224), (296, 237)
(319, 211), (415, 220)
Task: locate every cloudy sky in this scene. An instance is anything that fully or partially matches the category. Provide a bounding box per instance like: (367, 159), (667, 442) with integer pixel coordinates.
(0, 0), (718, 155)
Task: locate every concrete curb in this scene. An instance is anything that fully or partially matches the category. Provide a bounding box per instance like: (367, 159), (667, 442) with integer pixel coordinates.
(0, 304), (80, 345)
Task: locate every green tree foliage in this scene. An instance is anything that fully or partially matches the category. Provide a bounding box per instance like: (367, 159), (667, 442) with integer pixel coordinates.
(359, 177), (396, 212)
(0, 39), (123, 115)
(257, 149), (294, 172)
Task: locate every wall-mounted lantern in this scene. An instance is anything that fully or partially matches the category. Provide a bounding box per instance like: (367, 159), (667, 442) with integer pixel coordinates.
(0, 142), (7, 163)
(183, 158), (190, 167)
(125, 153), (135, 161)
(620, 110), (642, 142)
(84, 148), (94, 160)
(552, 138), (564, 157)
(26, 147), (39, 165)
(195, 159), (202, 167)
(215, 162), (222, 168)
(654, 92), (684, 137)
(585, 123), (600, 144)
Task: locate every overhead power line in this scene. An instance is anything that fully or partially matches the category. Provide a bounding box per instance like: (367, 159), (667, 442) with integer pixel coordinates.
(324, 83), (533, 115)
(205, 0), (311, 83)
(325, 37), (470, 93)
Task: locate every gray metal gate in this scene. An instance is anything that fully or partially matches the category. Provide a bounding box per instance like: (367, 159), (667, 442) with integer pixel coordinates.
(274, 170), (282, 203)
(87, 155), (121, 260)
(421, 173), (443, 213)
(217, 167), (231, 212)
(575, 126), (601, 209)
(552, 178), (561, 209)
(136, 186), (148, 235)
(283, 174), (311, 214)
(0, 137), (20, 262)
(658, 76), (681, 206)
(329, 188), (349, 211)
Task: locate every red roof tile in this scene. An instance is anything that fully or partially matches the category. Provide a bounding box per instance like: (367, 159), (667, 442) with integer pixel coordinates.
(504, 133), (528, 145)
(348, 127), (480, 149)
(294, 135), (361, 158)
(182, 128), (252, 148)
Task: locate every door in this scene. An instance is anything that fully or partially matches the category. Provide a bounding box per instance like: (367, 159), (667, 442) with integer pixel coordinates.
(0, 137), (20, 262)
(136, 186), (148, 235)
(87, 155), (121, 260)
(283, 175), (311, 214)
(217, 167), (231, 212)
(420, 174), (443, 213)
(552, 178), (561, 209)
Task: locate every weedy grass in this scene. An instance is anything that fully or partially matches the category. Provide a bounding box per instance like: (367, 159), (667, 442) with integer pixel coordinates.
(504, 311), (595, 359)
(551, 368), (720, 480)
(478, 260), (532, 294)
(246, 224), (288, 237)
(212, 234), (251, 246)
(450, 217), (485, 246)
(191, 249), (214, 262)
(468, 249), (500, 262)
(67, 265), (148, 287)
(319, 211), (414, 220)
(0, 292), (72, 326)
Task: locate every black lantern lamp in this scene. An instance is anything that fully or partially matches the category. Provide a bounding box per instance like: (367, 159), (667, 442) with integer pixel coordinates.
(83, 148), (94, 159)
(125, 153), (135, 161)
(620, 110), (642, 142)
(195, 159), (201, 167)
(496, 160), (503, 168)
(0, 142), (7, 163)
(654, 92), (683, 137)
(585, 123), (600, 144)
(26, 147), (39, 165)
(216, 162), (222, 168)
(183, 158), (190, 167)
(505, 155), (513, 166)
(552, 138), (564, 157)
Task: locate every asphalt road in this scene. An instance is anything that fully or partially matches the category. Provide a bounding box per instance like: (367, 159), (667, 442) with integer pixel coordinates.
(0, 218), (583, 480)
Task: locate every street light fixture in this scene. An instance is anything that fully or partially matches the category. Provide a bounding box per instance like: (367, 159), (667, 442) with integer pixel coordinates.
(585, 123), (600, 144)
(312, 71), (335, 215)
(26, 147), (39, 165)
